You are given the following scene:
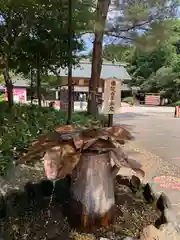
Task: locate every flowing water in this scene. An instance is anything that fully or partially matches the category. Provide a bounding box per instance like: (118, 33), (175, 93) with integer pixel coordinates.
(48, 180), (56, 217)
(43, 180), (56, 240)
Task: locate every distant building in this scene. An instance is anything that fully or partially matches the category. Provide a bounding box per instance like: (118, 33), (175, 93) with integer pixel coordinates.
(50, 59), (132, 100)
(0, 60), (132, 102)
(0, 75), (29, 103)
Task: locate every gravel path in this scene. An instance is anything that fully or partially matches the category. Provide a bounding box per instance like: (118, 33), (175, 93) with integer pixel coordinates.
(114, 106), (180, 217)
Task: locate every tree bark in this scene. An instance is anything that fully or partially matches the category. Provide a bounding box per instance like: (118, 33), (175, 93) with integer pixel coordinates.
(88, 0), (110, 116)
(30, 70), (34, 104)
(3, 62), (13, 108)
(70, 152), (116, 229)
(36, 54), (41, 107)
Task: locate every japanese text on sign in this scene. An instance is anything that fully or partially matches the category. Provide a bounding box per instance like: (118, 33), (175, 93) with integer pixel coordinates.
(108, 80), (116, 112)
(101, 78), (121, 114)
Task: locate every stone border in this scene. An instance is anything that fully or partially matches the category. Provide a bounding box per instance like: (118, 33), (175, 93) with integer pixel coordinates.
(117, 142), (180, 240)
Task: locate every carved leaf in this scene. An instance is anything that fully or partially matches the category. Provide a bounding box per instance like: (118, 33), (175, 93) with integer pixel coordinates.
(110, 148), (144, 177)
(32, 132), (62, 148)
(16, 124), (142, 181)
(105, 125), (135, 141)
(57, 152), (81, 179)
(44, 145), (80, 180)
(16, 141), (59, 165)
(55, 124), (76, 133)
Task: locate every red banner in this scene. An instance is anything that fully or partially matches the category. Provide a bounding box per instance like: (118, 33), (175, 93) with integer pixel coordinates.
(4, 88), (26, 103)
(175, 106), (180, 118)
(145, 95), (160, 106)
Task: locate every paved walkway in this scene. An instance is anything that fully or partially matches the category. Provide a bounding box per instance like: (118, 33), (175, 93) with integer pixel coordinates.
(114, 106), (180, 218)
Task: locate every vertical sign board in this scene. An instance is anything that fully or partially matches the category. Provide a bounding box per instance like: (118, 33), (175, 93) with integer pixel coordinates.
(101, 78), (121, 114)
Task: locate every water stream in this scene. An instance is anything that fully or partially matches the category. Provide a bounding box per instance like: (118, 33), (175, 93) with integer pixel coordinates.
(47, 180), (56, 217)
(43, 180), (56, 239)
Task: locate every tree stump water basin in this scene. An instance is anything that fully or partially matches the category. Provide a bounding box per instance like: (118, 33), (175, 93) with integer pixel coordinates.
(71, 152), (116, 229)
(0, 165), (160, 240)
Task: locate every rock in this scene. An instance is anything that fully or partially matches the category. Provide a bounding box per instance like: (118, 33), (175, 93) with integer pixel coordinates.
(24, 180), (54, 199)
(163, 208), (180, 232)
(24, 182), (37, 199)
(99, 238), (109, 240)
(143, 184), (155, 203)
(130, 175), (141, 192)
(139, 223), (180, 240)
(4, 189), (26, 216)
(54, 177), (70, 203)
(156, 193), (171, 212)
(154, 204), (180, 230)
(39, 180), (54, 197)
(116, 175), (130, 187)
(160, 222), (180, 240)
(139, 225), (163, 240)
(0, 192), (6, 218)
(155, 213), (167, 228)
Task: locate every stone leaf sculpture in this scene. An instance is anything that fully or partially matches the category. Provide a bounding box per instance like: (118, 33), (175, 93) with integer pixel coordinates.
(16, 124), (144, 229)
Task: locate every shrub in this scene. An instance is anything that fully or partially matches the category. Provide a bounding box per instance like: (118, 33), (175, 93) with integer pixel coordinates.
(122, 96), (133, 105)
(0, 103), (103, 175)
(172, 100), (180, 107)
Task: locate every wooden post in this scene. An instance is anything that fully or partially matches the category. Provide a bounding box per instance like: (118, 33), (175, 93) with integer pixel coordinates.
(108, 114), (113, 127)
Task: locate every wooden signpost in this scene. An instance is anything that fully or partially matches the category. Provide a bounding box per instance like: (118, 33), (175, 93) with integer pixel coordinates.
(101, 78), (121, 127)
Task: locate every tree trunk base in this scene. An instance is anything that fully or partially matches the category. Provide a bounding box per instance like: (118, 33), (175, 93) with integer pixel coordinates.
(69, 152), (116, 230)
(69, 197), (116, 230)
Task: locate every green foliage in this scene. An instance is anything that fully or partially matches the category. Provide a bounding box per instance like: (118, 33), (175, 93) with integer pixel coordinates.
(14, 0), (92, 75)
(127, 19), (180, 101)
(0, 0), (93, 85)
(129, 48), (180, 100)
(0, 0), (94, 106)
(172, 100), (180, 106)
(130, 45), (176, 79)
(103, 44), (134, 63)
(107, 1), (179, 47)
(0, 103), (102, 175)
(41, 75), (63, 89)
(103, 17), (180, 103)
(0, 74), (4, 84)
(122, 96), (133, 105)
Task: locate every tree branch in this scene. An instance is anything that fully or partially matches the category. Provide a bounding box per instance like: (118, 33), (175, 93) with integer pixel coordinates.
(48, 66), (61, 77)
(108, 19), (152, 33)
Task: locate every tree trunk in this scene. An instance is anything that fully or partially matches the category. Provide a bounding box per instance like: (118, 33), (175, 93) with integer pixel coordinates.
(3, 64), (13, 108)
(30, 70), (34, 104)
(36, 54), (41, 107)
(70, 152), (116, 229)
(88, 0), (110, 116)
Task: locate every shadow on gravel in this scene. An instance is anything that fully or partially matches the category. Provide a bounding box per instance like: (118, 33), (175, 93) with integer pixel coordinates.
(0, 178), (72, 240)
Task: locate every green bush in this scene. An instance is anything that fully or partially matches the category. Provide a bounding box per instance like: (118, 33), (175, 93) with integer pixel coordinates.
(0, 103), (103, 175)
(172, 100), (180, 107)
(122, 96), (133, 105)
